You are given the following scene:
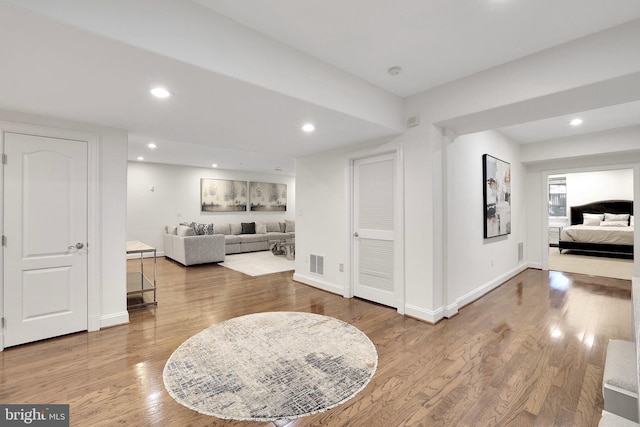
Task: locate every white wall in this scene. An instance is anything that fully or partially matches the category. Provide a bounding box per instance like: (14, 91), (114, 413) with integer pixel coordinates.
(294, 127), (447, 322)
(0, 108), (129, 330)
(127, 162), (295, 253)
(566, 169), (634, 209)
(445, 130), (526, 314)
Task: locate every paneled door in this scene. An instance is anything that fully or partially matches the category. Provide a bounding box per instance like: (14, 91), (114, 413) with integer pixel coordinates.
(3, 132), (88, 347)
(353, 153), (397, 308)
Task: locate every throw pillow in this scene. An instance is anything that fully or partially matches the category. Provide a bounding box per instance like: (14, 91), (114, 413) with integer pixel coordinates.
(166, 225), (178, 235)
(604, 213), (630, 222)
(177, 225), (195, 237)
(600, 220), (628, 227)
(631, 216), (635, 227)
(285, 219), (295, 232)
(279, 222), (286, 232)
(193, 223), (206, 235)
(266, 222), (281, 233)
(230, 223), (242, 235)
(241, 222), (256, 234)
(255, 221), (267, 234)
(582, 213), (604, 226)
(201, 223), (214, 235)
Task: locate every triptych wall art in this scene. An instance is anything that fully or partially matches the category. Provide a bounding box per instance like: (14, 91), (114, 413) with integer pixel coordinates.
(482, 154), (511, 238)
(200, 179), (287, 213)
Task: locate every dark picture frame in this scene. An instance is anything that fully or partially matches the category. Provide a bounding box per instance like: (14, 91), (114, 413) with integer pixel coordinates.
(201, 178), (247, 212)
(483, 154), (511, 238)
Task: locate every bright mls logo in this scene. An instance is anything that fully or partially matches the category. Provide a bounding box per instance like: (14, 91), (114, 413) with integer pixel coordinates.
(1, 405), (69, 426)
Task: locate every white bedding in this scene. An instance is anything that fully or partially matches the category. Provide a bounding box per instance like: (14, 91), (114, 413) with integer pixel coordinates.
(560, 225), (634, 245)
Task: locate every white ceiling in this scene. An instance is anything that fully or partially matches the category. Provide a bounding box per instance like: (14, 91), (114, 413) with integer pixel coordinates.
(1, 0), (639, 174)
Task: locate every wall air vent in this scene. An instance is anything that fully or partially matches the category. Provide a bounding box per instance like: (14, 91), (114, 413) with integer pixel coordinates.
(310, 254), (324, 276)
(518, 242), (524, 262)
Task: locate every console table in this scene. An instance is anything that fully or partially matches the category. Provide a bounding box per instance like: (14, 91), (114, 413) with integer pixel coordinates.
(126, 241), (157, 309)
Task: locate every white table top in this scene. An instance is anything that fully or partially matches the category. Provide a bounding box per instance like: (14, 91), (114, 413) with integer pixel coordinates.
(126, 241), (156, 254)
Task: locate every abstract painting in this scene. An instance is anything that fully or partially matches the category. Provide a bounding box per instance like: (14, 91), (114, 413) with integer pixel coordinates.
(483, 154), (511, 238)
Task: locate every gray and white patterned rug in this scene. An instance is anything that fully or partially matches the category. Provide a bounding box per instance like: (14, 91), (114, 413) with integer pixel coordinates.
(163, 311), (378, 421)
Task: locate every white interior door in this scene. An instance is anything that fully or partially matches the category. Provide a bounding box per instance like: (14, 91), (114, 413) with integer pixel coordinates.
(353, 153), (397, 308)
(3, 132), (88, 347)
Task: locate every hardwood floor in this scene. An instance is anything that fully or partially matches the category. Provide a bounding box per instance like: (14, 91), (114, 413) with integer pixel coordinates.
(0, 258), (632, 426)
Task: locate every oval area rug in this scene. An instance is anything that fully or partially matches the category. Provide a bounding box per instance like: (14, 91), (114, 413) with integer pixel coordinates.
(163, 311), (378, 421)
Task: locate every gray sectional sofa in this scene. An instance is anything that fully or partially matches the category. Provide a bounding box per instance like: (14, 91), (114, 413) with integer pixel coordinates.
(163, 220), (294, 265)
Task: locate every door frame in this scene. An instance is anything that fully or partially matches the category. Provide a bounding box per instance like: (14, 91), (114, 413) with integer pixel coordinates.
(0, 121), (100, 351)
(539, 163), (638, 274)
(346, 147), (405, 314)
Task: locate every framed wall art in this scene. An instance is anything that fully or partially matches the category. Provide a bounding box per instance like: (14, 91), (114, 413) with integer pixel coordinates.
(483, 154), (511, 238)
(249, 182), (287, 211)
(201, 178), (247, 212)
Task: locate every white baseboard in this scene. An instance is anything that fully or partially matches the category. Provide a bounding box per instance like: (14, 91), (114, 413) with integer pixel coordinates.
(293, 273), (344, 296)
(443, 263), (529, 318)
(528, 262), (542, 270)
(405, 304), (443, 324)
(88, 314), (101, 332)
(100, 311), (129, 329)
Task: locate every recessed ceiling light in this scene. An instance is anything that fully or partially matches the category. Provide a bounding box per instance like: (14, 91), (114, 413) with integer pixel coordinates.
(137, 156), (144, 161)
(569, 118), (583, 126)
(212, 163), (218, 168)
(387, 66), (402, 76)
(147, 142), (157, 149)
(302, 123), (315, 133)
(150, 87), (171, 98)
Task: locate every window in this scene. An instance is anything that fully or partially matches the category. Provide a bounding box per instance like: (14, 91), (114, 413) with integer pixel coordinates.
(548, 178), (566, 217)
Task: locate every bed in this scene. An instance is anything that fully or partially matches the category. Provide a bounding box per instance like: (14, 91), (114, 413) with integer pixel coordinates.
(558, 200), (634, 258)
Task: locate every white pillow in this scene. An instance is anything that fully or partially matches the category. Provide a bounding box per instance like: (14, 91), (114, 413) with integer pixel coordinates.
(582, 213), (604, 226)
(165, 225), (178, 235)
(631, 216), (634, 227)
(600, 220), (629, 227)
(604, 213), (630, 222)
(255, 221), (267, 234)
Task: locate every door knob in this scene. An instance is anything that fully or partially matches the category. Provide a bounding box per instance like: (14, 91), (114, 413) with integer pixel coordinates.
(68, 242), (84, 250)
(353, 232), (359, 238)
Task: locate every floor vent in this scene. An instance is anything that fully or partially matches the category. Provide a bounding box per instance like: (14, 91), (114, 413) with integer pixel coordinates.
(518, 242), (524, 262)
(310, 254), (324, 276)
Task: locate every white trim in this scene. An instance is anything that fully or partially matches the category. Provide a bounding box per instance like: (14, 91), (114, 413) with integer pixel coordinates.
(405, 304), (443, 324)
(443, 264), (528, 319)
(538, 163), (638, 275)
(0, 121), (101, 350)
(293, 273), (343, 296)
(100, 311), (130, 329)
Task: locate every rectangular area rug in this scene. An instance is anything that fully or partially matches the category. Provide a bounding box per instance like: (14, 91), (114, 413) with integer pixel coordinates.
(548, 247), (633, 280)
(220, 251), (295, 276)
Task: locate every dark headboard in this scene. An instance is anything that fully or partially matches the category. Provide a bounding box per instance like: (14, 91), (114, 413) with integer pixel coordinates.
(570, 200), (633, 225)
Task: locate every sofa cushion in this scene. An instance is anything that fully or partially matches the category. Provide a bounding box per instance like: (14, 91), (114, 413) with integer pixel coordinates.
(166, 225), (178, 235)
(239, 234), (267, 243)
(230, 223), (242, 235)
(177, 225), (195, 237)
(285, 220), (295, 232)
(241, 222), (256, 234)
(213, 223), (230, 235)
(255, 221), (267, 234)
(266, 222), (281, 233)
(279, 222), (286, 232)
(225, 235), (241, 244)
